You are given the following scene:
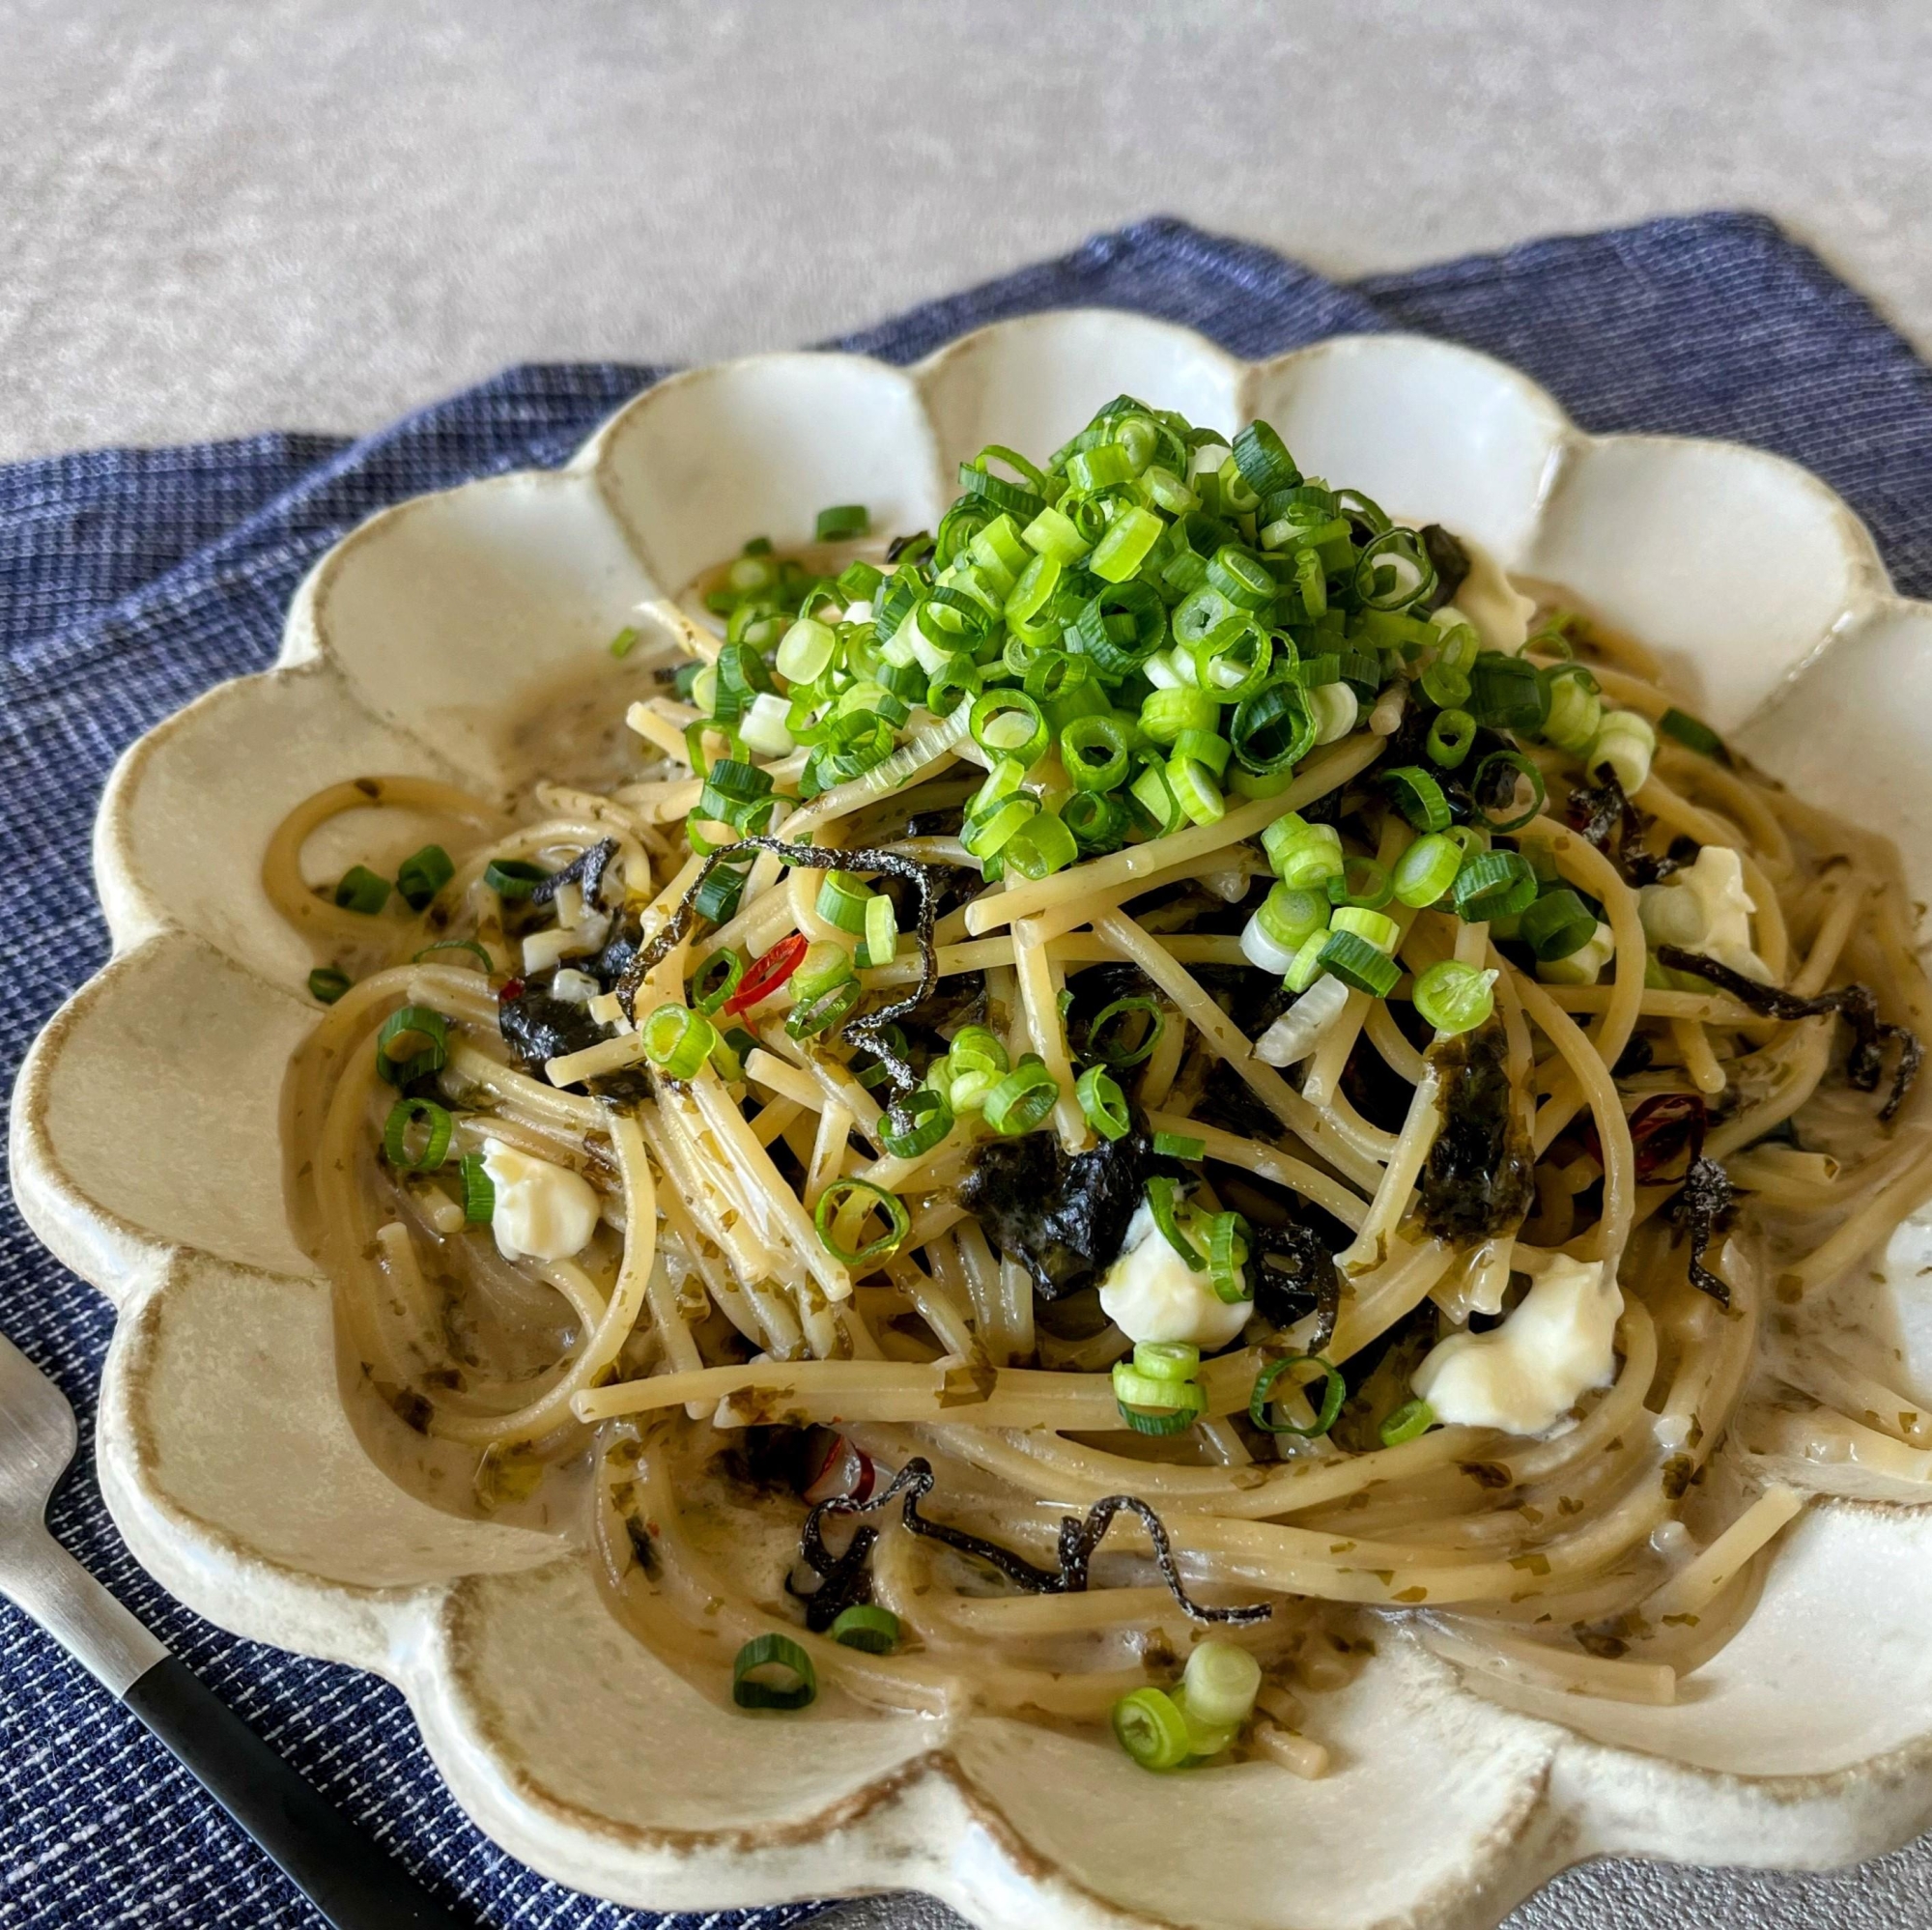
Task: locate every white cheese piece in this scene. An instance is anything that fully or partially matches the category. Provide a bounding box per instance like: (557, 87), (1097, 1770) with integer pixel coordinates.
(481, 1143), (601, 1263)
(1442, 538), (1538, 655)
(1638, 843), (1769, 980)
(551, 968), (602, 1005)
(1411, 1255), (1621, 1436)
(1099, 1201), (1251, 1350)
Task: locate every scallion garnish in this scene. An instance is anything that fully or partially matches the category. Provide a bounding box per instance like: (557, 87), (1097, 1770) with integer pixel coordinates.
(813, 1178), (910, 1265)
(1151, 1130), (1205, 1161)
(1111, 1687), (1192, 1771)
(1411, 961), (1497, 1035)
(395, 844), (455, 913)
(1076, 1065), (1130, 1142)
(483, 858), (550, 901)
(1378, 1397), (1436, 1447)
(828, 1604), (900, 1654)
(1250, 1354), (1347, 1438)
(1086, 995), (1165, 1068)
(307, 966), (352, 1004)
(1470, 750), (1548, 833)
(383, 1096), (453, 1171)
(413, 938), (494, 973)
(608, 624), (640, 659)
(640, 1003), (718, 1081)
(332, 866), (391, 915)
(376, 1005), (450, 1085)
(879, 1087), (952, 1160)
(731, 1632), (817, 1711)
(457, 1151), (495, 1223)
(981, 1061), (1060, 1136)
(690, 948), (745, 1014)
(814, 503), (869, 542)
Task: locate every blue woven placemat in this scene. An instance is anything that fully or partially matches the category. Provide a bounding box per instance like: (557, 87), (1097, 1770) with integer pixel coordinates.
(5, 212), (1932, 1930)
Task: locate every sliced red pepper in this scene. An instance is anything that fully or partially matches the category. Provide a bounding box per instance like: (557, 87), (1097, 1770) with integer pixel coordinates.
(1628, 1093), (1707, 1182)
(497, 977), (526, 1005)
(724, 931), (809, 1015)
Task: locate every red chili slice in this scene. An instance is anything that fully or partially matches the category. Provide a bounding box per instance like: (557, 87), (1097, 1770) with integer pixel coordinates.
(724, 932), (809, 1015)
(1628, 1093), (1708, 1182)
(497, 977), (526, 1005)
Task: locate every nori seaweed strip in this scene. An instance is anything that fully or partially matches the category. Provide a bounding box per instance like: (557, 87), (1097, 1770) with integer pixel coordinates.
(1419, 525), (1469, 613)
(530, 836), (618, 909)
(1250, 1225), (1342, 1350)
(800, 1457), (1272, 1628)
(617, 835), (954, 1121)
(788, 1513), (879, 1632)
(1671, 1155), (1736, 1307)
(1656, 946), (1922, 1122)
(1566, 775), (1679, 885)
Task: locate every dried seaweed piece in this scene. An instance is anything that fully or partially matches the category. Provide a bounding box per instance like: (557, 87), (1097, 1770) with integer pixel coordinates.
(1418, 1017), (1535, 1245)
(1671, 1155), (1737, 1307)
(498, 985), (650, 1104)
(958, 1115), (1167, 1298)
(1249, 1223), (1342, 1350)
(1419, 524), (1470, 613)
(529, 836), (618, 909)
(801, 1458), (1272, 1629)
(1656, 946), (1922, 1122)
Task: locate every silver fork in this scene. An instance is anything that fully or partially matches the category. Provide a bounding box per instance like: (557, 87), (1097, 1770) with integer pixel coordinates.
(0, 1327), (471, 1928)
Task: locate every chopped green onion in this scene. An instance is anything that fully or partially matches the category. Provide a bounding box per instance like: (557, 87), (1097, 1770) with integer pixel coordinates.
(982, 1061), (1060, 1136)
(813, 1177), (910, 1264)
(1206, 544), (1274, 610)
(1152, 1130), (1206, 1161)
(693, 854), (753, 923)
(1127, 759), (1181, 837)
(1171, 727), (1232, 780)
(458, 1151), (495, 1222)
(1542, 664), (1603, 752)
(970, 689), (1050, 766)
(1411, 960), (1497, 1034)
(413, 938), (494, 973)
(815, 870), (875, 935)
(1451, 849), (1539, 922)
(1352, 527), (1436, 611)
(1181, 1640), (1263, 1731)
(307, 966), (352, 1004)
(880, 1087), (953, 1159)
(1263, 814), (1344, 890)
(1329, 906), (1400, 952)
(690, 949), (745, 1014)
(1112, 1686), (1193, 1770)
(1062, 789), (1130, 854)
(1164, 751), (1225, 828)
(484, 859), (550, 901)
(333, 866), (391, 915)
(1471, 750), (1548, 833)
(1379, 1397), (1436, 1446)
(785, 977), (863, 1040)
(1255, 883), (1330, 952)
(383, 1096), (453, 1170)
(731, 1632), (817, 1711)
(1468, 652), (1549, 733)
(395, 844), (455, 912)
(1138, 685), (1218, 747)
(1587, 709), (1658, 794)
(1132, 1340), (1201, 1383)
(963, 792), (1039, 861)
(1090, 504), (1164, 582)
(609, 624), (640, 659)
(1208, 1211), (1250, 1303)
(1250, 1353), (1347, 1437)
(1145, 1176), (1203, 1269)
(776, 615), (838, 684)
(1520, 887), (1598, 961)
(1003, 809), (1079, 880)
(1325, 854), (1394, 912)
(829, 1604), (900, 1654)
(1659, 706), (1726, 760)
(860, 892), (898, 968)
(1381, 766), (1452, 834)
(1318, 930), (1401, 997)
(1077, 1064), (1131, 1142)
(1230, 682), (1317, 774)
(1392, 833), (1463, 909)
(1111, 1366), (1208, 1427)
(1061, 713), (1133, 792)
(1088, 995), (1165, 1067)
(1426, 707), (1478, 770)
(376, 1005), (450, 1085)
(815, 503), (869, 542)
(641, 1003), (718, 1080)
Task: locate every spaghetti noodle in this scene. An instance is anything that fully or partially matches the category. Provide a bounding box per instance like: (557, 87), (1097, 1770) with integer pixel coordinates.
(282, 396), (1931, 1767)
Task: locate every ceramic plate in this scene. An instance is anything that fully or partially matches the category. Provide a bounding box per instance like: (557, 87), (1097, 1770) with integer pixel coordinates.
(14, 312), (1932, 1930)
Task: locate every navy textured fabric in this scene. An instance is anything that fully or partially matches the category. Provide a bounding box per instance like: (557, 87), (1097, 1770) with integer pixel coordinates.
(3, 211), (1930, 1929)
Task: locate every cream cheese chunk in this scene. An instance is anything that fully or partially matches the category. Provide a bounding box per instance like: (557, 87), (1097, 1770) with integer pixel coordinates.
(1099, 1201), (1251, 1349)
(1638, 843), (1770, 981)
(1442, 539), (1538, 655)
(480, 1142), (601, 1263)
(1411, 1255), (1621, 1436)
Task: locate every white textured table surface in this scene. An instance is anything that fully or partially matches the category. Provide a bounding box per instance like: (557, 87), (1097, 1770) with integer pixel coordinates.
(9, 3), (1932, 1926)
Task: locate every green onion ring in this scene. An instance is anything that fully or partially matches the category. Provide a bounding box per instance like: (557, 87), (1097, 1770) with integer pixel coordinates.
(383, 1096), (453, 1171)
(813, 1178), (911, 1265)
(731, 1632), (818, 1711)
(1250, 1354), (1347, 1437)
(1471, 750), (1548, 833)
(412, 938), (495, 973)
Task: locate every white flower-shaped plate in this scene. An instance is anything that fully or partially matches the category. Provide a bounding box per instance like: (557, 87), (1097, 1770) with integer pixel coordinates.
(14, 312), (1932, 1930)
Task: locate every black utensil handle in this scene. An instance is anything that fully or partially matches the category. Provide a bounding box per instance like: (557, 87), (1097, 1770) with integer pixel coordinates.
(123, 1656), (470, 1930)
